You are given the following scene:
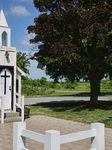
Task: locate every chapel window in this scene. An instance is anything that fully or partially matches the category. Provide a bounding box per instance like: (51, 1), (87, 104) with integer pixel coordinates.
(2, 31), (7, 46)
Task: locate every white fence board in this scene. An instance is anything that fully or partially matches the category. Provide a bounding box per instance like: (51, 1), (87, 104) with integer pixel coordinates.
(21, 129), (45, 143)
(60, 129), (96, 144)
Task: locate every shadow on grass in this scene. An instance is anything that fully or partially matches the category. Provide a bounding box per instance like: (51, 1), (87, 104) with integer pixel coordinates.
(99, 92), (112, 96)
(31, 100), (112, 112)
(49, 92), (112, 97)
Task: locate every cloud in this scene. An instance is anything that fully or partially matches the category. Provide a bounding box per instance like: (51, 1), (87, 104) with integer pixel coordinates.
(21, 40), (31, 46)
(10, 5), (31, 17)
(17, 49), (32, 54)
(30, 60), (37, 67)
(20, 30), (35, 47)
(27, 68), (49, 80)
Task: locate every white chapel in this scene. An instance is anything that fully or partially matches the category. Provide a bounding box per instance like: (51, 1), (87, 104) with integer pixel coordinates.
(0, 7), (25, 110)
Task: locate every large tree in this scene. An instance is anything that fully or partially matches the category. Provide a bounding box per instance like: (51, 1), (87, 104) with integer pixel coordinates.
(27, 0), (112, 104)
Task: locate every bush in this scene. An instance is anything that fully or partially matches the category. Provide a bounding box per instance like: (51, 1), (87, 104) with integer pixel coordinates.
(101, 80), (112, 89)
(21, 85), (36, 96)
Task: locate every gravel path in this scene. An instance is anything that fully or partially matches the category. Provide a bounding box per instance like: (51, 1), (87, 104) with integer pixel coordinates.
(25, 96), (112, 105)
(0, 115), (112, 150)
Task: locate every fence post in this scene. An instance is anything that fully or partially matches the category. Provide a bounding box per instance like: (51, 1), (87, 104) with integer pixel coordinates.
(21, 96), (24, 122)
(1, 96), (4, 124)
(91, 123), (105, 150)
(13, 122), (26, 150)
(44, 130), (60, 150)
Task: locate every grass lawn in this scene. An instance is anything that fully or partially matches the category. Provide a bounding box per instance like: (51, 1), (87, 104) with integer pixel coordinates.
(28, 100), (112, 128)
(46, 91), (112, 97)
(24, 91), (112, 98)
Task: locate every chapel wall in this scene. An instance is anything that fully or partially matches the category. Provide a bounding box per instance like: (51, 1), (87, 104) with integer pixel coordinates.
(0, 46), (16, 66)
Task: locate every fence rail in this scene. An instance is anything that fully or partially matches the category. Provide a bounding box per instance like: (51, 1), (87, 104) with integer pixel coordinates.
(21, 129), (45, 143)
(60, 129), (96, 144)
(13, 122), (105, 150)
(14, 93), (24, 121)
(0, 96), (4, 124)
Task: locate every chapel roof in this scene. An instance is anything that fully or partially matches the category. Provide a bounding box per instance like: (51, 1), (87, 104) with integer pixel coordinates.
(0, 6), (8, 27)
(17, 66), (25, 76)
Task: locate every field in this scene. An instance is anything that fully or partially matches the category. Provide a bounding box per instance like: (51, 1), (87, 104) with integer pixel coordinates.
(22, 78), (112, 128)
(21, 78), (112, 97)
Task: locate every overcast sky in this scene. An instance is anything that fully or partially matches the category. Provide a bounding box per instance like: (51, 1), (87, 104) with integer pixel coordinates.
(0, 0), (53, 81)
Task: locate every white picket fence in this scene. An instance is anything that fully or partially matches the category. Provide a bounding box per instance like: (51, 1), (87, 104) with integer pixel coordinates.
(13, 122), (105, 150)
(0, 96), (4, 124)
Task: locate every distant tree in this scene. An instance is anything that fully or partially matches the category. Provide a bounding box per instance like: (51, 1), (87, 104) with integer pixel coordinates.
(17, 52), (30, 75)
(39, 77), (47, 85)
(27, 0), (112, 104)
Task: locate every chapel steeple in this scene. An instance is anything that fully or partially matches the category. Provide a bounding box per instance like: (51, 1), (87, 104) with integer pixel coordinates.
(0, 5), (8, 27)
(0, 6), (11, 47)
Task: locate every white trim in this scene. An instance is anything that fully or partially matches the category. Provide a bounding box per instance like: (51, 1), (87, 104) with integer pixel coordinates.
(0, 46), (16, 51)
(17, 66), (25, 76)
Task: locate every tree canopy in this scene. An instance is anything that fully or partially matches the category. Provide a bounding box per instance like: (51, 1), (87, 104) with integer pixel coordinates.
(27, 0), (112, 103)
(17, 52), (30, 75)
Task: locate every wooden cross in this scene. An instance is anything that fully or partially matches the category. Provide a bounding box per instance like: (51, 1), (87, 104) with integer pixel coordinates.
(1, 5), (3, 10)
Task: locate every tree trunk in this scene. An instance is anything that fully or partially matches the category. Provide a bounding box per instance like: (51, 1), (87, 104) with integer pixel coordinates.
(98, 80), (100, 94)
(90, 74), (100, 104)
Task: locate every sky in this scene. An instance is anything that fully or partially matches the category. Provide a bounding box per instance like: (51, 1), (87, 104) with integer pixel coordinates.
(0, 0), (53, 81)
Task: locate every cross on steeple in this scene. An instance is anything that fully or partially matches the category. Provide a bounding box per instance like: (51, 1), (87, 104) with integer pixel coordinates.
(1, 4), (3, 10)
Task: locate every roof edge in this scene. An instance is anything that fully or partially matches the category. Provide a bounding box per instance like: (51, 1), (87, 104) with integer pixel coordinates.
(17, 66), (25, 76)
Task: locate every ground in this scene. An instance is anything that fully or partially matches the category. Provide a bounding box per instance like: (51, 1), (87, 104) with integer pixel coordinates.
(78, 103), (110, 110)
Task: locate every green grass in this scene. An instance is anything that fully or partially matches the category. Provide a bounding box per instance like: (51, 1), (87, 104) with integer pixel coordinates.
(28, 100), (112, 128)
(24, 91), (112, 98)
(46, 91), (112, 97)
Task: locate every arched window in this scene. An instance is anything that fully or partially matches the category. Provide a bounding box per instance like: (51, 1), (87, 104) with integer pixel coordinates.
(2, 31), (7, 46)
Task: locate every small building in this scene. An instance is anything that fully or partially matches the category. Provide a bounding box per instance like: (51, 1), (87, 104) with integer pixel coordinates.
(0, 7), (25, 110)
